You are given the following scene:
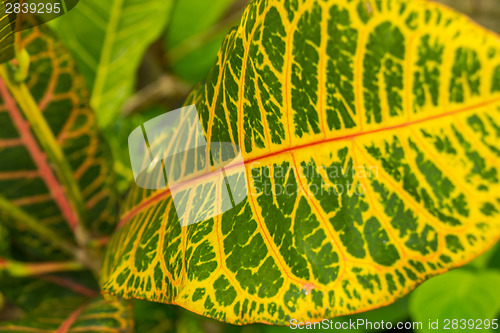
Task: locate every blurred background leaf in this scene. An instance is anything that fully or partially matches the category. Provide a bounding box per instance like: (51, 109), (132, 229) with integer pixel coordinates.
(49, 0), (175, 127)
(0, 295), (133, 332)
(165, 0), (244, 84)
(409, 270), (500, 333)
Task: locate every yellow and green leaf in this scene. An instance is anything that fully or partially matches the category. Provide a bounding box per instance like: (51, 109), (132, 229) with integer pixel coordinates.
(0, 20), (118, 259)
(102, 0), (500, 325)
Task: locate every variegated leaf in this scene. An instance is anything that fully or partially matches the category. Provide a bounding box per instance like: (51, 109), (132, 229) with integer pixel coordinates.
(102, 0), (500, 325)
(0, 20), (117, 258)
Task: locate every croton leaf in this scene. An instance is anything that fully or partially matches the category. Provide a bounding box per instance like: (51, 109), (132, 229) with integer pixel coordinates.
(0, 20), (117, 259)
(0, 296), (132, 332)
(51, 0), (174, 127)
(102, 0), (500, 325)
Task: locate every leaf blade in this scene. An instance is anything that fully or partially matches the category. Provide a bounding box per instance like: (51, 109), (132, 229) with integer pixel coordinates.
(103, 0), (500, 324)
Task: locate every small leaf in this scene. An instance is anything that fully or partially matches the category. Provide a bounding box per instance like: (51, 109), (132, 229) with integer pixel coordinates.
(409, 270), (500, 332)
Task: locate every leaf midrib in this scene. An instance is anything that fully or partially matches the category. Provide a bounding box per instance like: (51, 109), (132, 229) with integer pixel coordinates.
(90, 0), (124, 109)
(117, 96), (500, 228)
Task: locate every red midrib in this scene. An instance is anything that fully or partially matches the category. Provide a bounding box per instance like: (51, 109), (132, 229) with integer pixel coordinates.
(0, 80), (80, 231)
(118, 96), (500, 228)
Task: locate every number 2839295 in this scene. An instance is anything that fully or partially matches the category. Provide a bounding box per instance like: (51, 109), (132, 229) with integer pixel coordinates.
(5, 2), (62, 14)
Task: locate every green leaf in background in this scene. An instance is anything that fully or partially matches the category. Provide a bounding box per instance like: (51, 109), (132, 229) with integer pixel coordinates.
(165, 0), (238, 83)
(409, 270), (500, 333)
(51, 0), (174, 127)
(0, 271), (112, 330)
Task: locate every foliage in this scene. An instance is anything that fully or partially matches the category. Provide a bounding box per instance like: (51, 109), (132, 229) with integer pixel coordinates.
(50, 0), (174, 127)
(410, 269), (500, 330)
(101, 0), (500, 325)
(0, 0), (499, 331)
(166, 0), (241, 83)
